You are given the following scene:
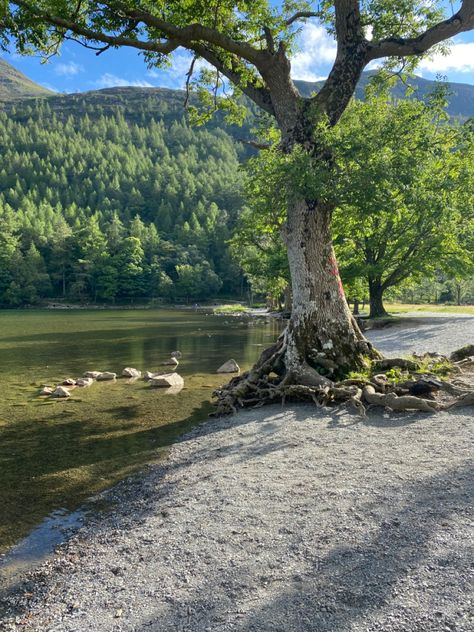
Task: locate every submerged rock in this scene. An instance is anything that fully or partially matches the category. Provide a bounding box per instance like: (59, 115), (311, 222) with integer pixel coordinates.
(96, 372), (117, 381)
(122, 367), (142, 378)
(76, 377), (93, 387)
(217, 359), (240, 374)
(83, 371), (103, 379)
(171, 351), (182, 359)
(51, 386), (71, 398)
(149, 373), (184, 388)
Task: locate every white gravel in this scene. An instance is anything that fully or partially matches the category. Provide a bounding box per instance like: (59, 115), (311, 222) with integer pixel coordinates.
(1, 315), (473, 632)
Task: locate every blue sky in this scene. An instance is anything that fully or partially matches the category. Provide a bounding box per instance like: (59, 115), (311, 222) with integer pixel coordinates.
(2, 3), (474, 93)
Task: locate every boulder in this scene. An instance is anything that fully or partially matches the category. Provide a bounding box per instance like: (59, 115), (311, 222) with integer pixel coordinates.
(122, 367), (142, 378)
(149, 373), (184, 388)
(162, 357), (179, 366)
(217, 359), (240, 374)
(83, 371), (103, 379)
(51, 386), (71, 398)
(164, 384), (184, 395)
(96, 372), (117, 381)
(144, 371), (159, 381)
(39, 386), (53, 396)
(170, 350), (182, 359)
(76, 377), (93, 387)
(62, 378), (76, 386)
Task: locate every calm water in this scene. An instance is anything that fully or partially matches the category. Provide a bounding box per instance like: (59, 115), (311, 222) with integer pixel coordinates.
(0, 309), (281, 558)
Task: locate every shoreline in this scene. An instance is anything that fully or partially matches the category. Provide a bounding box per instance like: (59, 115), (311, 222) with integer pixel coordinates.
(1, 403), (472, 631)
(1, 314), (473, 630)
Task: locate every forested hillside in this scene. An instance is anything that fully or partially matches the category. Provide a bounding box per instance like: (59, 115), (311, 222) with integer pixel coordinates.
(1, 57), (473, 307)
(0, 89), (251, 305)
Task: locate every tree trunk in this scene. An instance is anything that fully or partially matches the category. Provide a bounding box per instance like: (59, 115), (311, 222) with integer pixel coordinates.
(283, 284), (292, 313)
(369, 280), (388, 318)
(282, 199), (378, 381)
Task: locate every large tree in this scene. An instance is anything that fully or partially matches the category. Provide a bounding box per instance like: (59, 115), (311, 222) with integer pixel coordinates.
(2, 1), (474, 410)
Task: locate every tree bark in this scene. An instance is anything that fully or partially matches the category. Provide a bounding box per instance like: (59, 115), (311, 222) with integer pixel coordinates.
(369, 280), (388, 318)
(282, 198), (378, 380)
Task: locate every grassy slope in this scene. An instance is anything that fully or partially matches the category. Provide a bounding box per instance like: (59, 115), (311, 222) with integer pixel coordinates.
(0, 59), (53, 101)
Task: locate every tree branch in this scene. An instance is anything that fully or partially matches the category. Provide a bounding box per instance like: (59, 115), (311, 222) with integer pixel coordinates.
(367, 0), (474, 60)
(189, 42), (275, 116)
(238, 138), (272, 150)
(285, 11), (319, 27)
(104, 1), (264, 66)
(15, 0), (179, 54)
(313, 1), (367, 124)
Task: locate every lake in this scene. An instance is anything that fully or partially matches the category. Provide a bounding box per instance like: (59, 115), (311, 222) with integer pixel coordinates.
(0, 309), (281, 557)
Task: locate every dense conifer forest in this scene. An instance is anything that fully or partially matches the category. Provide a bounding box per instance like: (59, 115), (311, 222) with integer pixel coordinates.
(0, 88), (252, 305)
(0, 62), (473, 308)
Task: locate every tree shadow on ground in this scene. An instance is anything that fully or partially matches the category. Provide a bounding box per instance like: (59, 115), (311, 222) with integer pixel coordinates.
(2, 404), (472, 631)
(136, 458), (473, 632)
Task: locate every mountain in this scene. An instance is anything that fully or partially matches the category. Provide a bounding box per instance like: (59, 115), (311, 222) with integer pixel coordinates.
(1, 57), (473, 118)
(0, 59), (53, 101)
(295, 71), (474, 120)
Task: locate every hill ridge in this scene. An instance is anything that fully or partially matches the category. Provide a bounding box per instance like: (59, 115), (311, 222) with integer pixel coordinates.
(1, 59), (473, 119)
(0, 59), (53, 101)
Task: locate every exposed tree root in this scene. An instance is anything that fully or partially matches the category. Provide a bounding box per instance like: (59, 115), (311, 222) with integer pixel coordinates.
(213, 344), (474, 417)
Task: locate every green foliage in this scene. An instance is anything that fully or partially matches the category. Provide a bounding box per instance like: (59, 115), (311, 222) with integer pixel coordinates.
(0, 91), (248, 306)
(233, 94), (474, 308)
(332, 95), (474, 308)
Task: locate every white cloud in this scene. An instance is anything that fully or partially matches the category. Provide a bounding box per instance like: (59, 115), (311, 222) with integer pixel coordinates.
(94, 73), (154, 88)
(290, 23), (336, 82)
(418, 42), (474, 73)
(54, 61), (83, 76)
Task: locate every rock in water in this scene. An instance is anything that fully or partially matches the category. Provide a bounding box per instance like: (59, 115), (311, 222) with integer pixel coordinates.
(171, 351), (182, 359)
(96, 372), (117, 381)
(149, 373), (184, 388)
(122, 367), (142, 378)
(62, 378), (76, 386)
(83, 371), (103, 379)
(51, 386), (71, 398)
(39, 386), (53, 396)
(217, 359), (240, 374)
(76, 377), (93, 387)
(162, 357), (179, 366)
(143, 371), (156, 381)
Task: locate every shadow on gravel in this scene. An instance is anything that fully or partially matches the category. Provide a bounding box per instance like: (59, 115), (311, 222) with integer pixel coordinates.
(232, 462), (473, 632)
(136, 459), (473, 632)
(2, 405), (472, 630)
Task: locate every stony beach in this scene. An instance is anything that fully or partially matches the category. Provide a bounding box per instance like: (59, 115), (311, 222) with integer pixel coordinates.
(1, 314), (473, 632)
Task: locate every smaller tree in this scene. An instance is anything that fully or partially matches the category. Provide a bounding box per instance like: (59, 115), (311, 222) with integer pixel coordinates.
(332, 94), (474, 317)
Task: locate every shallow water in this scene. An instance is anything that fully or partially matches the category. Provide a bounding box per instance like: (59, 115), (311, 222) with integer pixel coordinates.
(0, 309), (281, 558)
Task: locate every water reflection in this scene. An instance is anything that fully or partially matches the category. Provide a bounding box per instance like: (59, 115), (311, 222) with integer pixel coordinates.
(0, 309), (282, 556)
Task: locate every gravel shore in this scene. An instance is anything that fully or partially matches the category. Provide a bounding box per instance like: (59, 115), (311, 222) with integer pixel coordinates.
(1, 315), (473, 632)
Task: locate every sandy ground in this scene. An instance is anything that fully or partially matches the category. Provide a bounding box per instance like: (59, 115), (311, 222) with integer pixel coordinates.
(1, 314), (473, 632)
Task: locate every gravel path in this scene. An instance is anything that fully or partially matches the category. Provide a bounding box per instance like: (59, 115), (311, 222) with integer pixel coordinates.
(1, 315), (473, 632)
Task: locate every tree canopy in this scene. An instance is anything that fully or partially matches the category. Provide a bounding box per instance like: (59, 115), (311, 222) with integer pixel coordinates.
(232, 94), (474, 316)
